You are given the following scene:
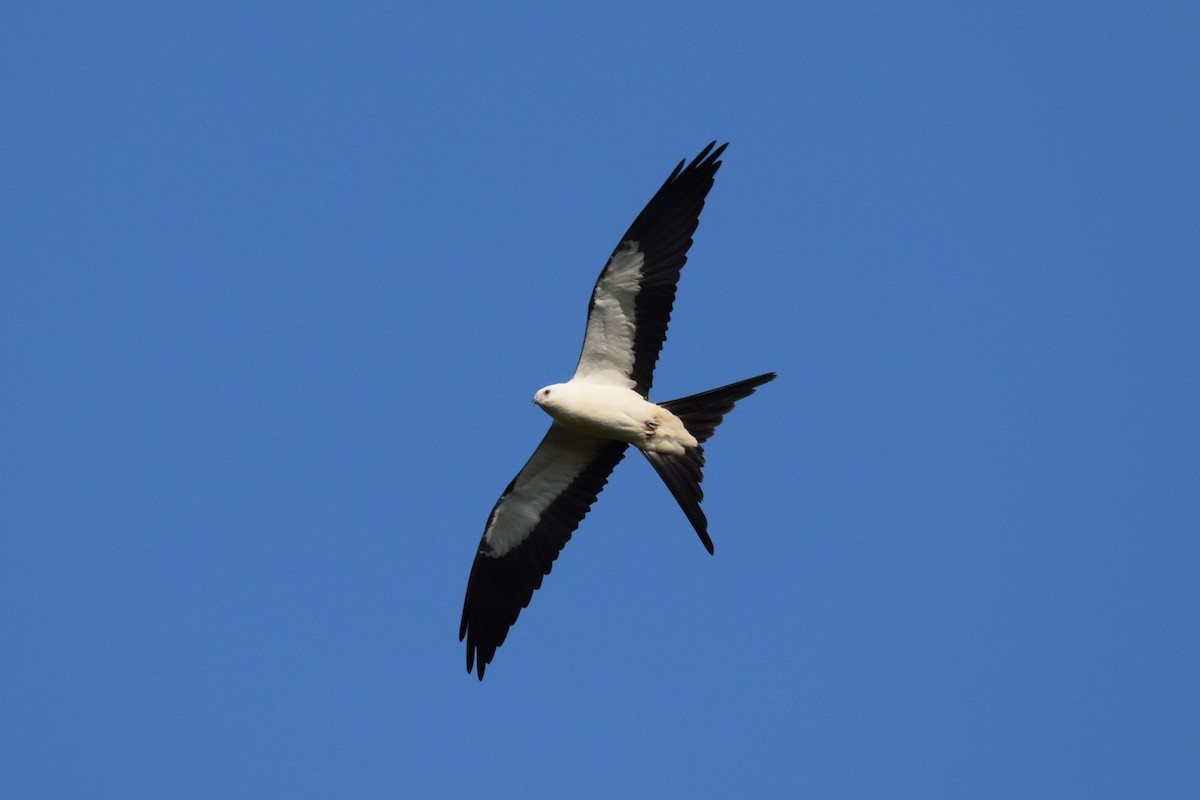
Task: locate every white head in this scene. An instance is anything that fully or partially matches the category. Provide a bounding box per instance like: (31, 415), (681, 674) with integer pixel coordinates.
(532, 383), (568, 413)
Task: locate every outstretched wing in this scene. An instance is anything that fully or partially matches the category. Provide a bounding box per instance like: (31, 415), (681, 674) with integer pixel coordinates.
(460, 424), (628, 680)
(571, 142), (727, 396)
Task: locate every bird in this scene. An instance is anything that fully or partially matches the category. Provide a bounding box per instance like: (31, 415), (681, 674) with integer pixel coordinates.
(459, 142), (775, 679)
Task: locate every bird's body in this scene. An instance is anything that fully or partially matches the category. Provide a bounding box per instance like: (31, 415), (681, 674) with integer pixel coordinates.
(459, 142), (775, 679)
(534, 381), (697, 455)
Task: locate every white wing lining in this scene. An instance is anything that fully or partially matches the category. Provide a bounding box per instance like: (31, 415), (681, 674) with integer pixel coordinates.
(482, 425), (610, 556)
(570, 243), (644, 388)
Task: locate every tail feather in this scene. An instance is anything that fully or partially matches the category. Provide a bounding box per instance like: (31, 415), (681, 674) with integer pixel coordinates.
(642, 372), (776, 553)
(643, 446), (712, 552)
(660, 373), (777, 443)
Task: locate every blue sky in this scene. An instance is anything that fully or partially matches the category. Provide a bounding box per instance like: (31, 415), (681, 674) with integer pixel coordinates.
(2, 1), (1198, 797)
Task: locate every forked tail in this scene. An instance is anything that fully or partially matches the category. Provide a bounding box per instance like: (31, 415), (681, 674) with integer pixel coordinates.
(641, 372), (776, 553)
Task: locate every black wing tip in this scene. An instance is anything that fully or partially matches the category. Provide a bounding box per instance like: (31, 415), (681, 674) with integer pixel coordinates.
(663, 141), (728, 182)
(694, 140), (729, 167)
(463, 624), (496, 680)
(470, 649), (488, 680)
(667, 141), (728, 181)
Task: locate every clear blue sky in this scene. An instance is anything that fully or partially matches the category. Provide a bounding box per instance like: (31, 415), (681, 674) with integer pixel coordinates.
(3, 2), (1197, 797)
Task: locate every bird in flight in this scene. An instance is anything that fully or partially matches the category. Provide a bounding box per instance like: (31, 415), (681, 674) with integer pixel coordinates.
(460, 142), (775, 679)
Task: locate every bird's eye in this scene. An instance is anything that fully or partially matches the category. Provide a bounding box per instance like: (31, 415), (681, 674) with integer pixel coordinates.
(543, 389), (551, 396)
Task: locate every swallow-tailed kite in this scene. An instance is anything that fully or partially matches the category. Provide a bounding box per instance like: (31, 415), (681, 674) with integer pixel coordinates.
(460, 142), (775, 679)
